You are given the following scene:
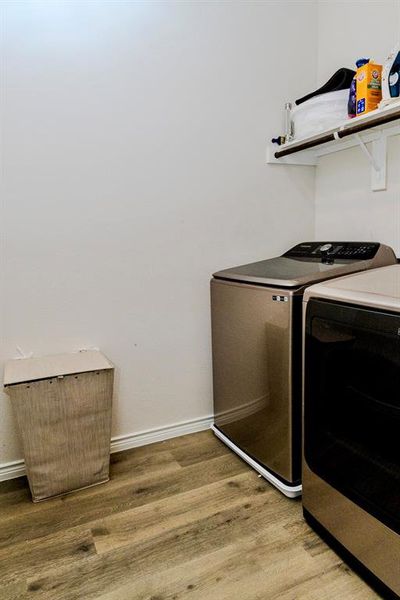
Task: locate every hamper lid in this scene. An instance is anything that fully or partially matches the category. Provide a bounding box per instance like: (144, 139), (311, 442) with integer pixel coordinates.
(4, 350), (113, 386)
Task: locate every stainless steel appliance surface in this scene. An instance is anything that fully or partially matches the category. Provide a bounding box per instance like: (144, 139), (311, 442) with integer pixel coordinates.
(303, 265), (400, 598)
(211, 242), (397, 498)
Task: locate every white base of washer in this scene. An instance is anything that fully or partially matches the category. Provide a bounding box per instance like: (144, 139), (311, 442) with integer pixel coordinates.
(211, 424), (302, 498)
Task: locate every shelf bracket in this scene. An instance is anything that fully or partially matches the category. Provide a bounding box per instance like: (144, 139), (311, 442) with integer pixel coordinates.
(354, 133), (387, 192)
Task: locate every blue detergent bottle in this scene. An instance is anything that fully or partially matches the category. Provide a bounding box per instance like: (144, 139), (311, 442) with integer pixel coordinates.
(389, 51), (400, 97)
(348, 58), (369, 117)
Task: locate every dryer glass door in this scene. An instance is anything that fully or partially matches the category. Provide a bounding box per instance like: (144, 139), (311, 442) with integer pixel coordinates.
(304, 299), (400, 534)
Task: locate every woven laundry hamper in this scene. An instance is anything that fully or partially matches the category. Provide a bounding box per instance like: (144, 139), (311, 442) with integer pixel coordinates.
(4, 351), (114, 502)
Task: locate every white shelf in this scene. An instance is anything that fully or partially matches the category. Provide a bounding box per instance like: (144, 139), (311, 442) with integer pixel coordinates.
(267, 102), (400, 191)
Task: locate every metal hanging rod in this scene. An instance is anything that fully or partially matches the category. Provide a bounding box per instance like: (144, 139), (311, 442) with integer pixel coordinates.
(274, 106), (400, 159)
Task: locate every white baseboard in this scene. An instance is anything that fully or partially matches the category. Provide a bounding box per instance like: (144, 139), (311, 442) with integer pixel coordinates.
(109, 415), (213, 453)
(0, 414), (213, 482)
(0, 460), (27, 482)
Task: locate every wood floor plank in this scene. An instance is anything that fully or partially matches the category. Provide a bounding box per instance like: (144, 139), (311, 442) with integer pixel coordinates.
(114, 430), (219, 461)
(0, 477), (64, 519)
(109, 449), (181, 479)
(0, 469), (262, 589)
(168, 432), (228, 467)
(0, 580), (26, 600)
(95, 541), (268, 600)
(20, 486), (287, 599)
(81, 516), (378, 600)
(271, 562), (381, 600)
(92, 470), (276, 554)
(0, 452), (244, 550)
(0, 527), (96, 587)
(0, 476), (30, 499)
(17, 481), (365, 600)
(0, 431), (384, 600)
(0, 449), (181, 523)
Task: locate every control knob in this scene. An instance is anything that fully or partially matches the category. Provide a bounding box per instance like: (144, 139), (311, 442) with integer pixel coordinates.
(320, 243), (334, 264)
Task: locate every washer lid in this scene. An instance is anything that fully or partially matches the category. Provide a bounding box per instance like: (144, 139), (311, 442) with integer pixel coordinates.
(304, 264), (400, 312)
(213, 256), (368, 288)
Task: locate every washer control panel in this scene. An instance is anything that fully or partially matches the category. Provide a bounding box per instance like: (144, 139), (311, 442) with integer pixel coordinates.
(284, 242), (380, 260)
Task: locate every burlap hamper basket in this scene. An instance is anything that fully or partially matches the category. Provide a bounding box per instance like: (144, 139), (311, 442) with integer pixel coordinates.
(4, 350), (114, 502)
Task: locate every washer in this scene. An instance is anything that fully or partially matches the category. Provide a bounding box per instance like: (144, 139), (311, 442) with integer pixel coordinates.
(303, 264), (400, 599)
(211, 241), (396, 497)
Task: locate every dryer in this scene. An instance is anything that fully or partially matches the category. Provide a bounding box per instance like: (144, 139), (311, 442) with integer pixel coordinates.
(303, 264), (400, 599)
(211, 242), (396, 497)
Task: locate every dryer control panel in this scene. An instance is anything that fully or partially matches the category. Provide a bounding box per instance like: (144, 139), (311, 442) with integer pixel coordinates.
(284, 242), (380, 260)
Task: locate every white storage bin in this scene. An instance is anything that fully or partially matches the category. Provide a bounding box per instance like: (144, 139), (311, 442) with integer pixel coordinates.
(292, 90), (349, 140)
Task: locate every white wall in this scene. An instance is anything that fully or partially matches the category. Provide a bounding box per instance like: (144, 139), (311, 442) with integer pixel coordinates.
(315, 0), (400, 254)
(0, 1), (317, 465)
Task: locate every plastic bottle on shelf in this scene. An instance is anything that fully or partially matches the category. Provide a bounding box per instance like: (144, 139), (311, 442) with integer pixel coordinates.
(348, 58), (369, 118)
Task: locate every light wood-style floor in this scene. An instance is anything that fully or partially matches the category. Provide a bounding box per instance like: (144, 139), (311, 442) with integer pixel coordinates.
(0, 431), (381, 600)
